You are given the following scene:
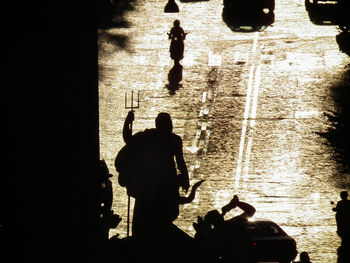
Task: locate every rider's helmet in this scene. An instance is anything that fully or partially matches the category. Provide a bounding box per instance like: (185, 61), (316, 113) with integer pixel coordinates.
(173, 19), (180, 27)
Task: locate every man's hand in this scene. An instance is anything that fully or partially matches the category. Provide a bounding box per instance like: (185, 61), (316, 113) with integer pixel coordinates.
(182, 182), (190, 193)
(221, 195), (239, 216)
(178, 174), (190, 193)
(126, 111), (134, 123)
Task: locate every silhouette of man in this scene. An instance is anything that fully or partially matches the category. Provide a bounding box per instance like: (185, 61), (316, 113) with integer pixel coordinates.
(168, 20), (187, 65)
(122, 111), (190, 240)
(333, 191), (350, 243)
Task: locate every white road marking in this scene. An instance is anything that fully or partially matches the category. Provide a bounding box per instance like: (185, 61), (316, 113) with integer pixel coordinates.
(235, 65), (255, 188)
(202, 92), (207, 103)
(243, 65), (261, 177)
(234, 52), (239, 63)
(234, 36), (262, 188)
(252, 32), (259, 52)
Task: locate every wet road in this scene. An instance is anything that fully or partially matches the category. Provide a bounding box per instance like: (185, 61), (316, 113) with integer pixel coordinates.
(98, 0), (350, 261)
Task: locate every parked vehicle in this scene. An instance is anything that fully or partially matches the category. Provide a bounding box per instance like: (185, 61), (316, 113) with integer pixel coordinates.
(305, 0), (350, 32)
(194, 217), (297, 263)
(245, 219), (298, 263)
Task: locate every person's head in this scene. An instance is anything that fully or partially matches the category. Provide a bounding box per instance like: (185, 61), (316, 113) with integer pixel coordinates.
(204, 210), (224, 227)
(340, 191), (348, 200)
(155, 112), (173, 134)
(299, 251), (310, 262)
(173, 19), (180, 27)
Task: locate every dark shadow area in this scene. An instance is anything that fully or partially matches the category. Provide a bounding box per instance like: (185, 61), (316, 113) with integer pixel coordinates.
(98, 0), (136, 52)
(336, 32), (350, 56)
(317, 69), (350, 183)
(337, 243), (350, 263)
(98, 0), (136, 29)
(99, 31), (132, 52)
(3, 1), (101, 263)
(222, 0), (275, 32)
(166, 64), (183, 95)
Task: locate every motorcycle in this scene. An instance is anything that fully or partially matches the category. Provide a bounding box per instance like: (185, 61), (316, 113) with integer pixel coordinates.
(167, 30), (188, 65)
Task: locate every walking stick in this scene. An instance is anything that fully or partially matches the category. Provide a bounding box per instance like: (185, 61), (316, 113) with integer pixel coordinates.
(124, 91), (140, 237)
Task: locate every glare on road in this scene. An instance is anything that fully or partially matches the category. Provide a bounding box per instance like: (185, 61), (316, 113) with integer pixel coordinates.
(98, 0), (350, 262)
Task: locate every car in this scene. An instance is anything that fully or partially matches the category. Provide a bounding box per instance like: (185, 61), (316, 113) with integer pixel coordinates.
(194, 217), (297, 263)
(244, 219), (298, 263)
(222, 0), (275, 30)
(304, 0), (347, 26)
(305, 0), (339, 12)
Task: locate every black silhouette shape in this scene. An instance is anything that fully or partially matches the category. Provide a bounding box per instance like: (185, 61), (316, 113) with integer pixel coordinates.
(115, 111), (190, 240)
(164, 0), (179, 13)
(168, 20), (188, 65)
(166, 63), (183, 95)
(336, 32), (350, 57)
(332, 191), (350, 242)
(305, 0), (339, 25)
(337, 243), (350, 263)
(193, 195), (297, 262)
(106, 180), (204, 263)
(98, 160), (122, 241)
(305, 0), (350, 31)
(222, 0), (275, 32)
(293, 251), (312, 263)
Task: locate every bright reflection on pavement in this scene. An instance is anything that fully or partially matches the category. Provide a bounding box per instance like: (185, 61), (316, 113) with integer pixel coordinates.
(98, 0), (349, 262)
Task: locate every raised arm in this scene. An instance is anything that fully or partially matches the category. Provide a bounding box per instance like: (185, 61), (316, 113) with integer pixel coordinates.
(221, 195), (256, 218)
(123, 111), (134, 144)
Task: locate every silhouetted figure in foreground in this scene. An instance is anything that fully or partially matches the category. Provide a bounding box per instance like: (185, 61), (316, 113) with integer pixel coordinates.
(332, 191), (350, 263)
(115, 111), (190, 241)
(193, 195), (256, 262)
(168, 20), (187, 65)
(293, 251), (312, 263)
(98, 160), (122, 241)
(332, 191), (350, 243)
(166, 63), (183, 94)
(164, 0), (179, 13)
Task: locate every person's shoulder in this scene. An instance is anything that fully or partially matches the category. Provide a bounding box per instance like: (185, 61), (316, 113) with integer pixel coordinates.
(171, 133), (182, 142)
(134, 128), (156, 136)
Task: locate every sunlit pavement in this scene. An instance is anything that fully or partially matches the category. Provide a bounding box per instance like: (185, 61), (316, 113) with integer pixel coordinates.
(98, 0), (350, 261)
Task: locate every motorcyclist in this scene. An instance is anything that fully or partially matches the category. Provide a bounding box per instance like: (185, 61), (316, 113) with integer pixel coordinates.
(168, 20), (188, 65)
(168, 19), (187, 41)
